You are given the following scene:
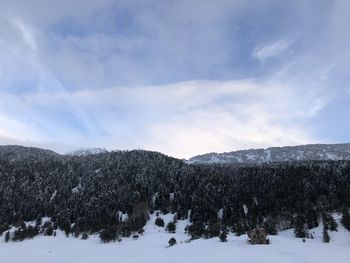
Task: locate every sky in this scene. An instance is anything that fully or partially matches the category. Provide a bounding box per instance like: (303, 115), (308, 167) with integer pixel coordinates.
(0, 0), (349, 158)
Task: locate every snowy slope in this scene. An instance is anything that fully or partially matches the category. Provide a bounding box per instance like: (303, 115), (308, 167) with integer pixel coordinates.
(188, 143), (350, 164)
(66, 147), (108, 156)
(1, 213), (349, 263)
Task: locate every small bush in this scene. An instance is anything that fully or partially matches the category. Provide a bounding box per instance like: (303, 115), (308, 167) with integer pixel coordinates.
(4, 231), (10, 243)
(45, 226), (53, 236)
(155, 217), (165, 227)
(219, 231), (227, 242)
(166, 221), (176, 233)
(168, 237), (176, 246)
(99, 228), (116, 243)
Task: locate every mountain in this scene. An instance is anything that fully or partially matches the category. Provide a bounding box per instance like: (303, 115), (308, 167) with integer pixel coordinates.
(0, 144), (349, 248)
(66, 147), (109, 156)
(0, 145), (60, 162)
(187, 143), (350, 164)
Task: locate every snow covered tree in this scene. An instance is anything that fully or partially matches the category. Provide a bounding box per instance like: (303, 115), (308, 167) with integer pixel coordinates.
(294, 215), (308, 238)
(0, 145), (350, 243)
(219, 229), (227, 242)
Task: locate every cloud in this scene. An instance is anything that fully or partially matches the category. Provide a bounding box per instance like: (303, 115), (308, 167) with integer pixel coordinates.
(10, 18), (37, 50)
(0, 0), (349, 157)
(0, 79), (329, 158)
(252, 39), (292, 63)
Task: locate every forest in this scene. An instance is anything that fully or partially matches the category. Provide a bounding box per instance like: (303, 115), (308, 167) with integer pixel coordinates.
(0, 145), (349, 242)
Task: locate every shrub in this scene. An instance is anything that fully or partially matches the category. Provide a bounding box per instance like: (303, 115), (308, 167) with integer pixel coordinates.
(4, 231), (10, 243)
(219, 231), (227, 242)
(155, 217), (165, 227)
(45, 226), (53, 236)
(166, 221), (176, 233)
(187, 222), (205, 239)
(168, 237), (176, 246)
(99, 228), (116, 243)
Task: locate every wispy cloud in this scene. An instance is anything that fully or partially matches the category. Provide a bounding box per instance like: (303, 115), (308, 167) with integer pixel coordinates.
(0, 79), (329, 158)
(252, 39), (292, 63)
(0, 0), (349, 157)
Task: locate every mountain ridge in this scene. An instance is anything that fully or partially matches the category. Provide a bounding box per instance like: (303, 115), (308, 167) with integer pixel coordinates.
(187, 143), (350, 164)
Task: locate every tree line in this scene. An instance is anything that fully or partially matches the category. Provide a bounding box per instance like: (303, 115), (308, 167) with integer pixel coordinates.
(0, 146), (349, 242)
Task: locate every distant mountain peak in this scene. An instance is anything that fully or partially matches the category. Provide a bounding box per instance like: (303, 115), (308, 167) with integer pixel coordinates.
(66, 147), (108, 156)
(187, 143), (350, 164)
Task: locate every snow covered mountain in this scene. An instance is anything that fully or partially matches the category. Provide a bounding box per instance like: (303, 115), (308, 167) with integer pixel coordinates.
(187, 143), (350, 164)
(66, 147), (108, 156)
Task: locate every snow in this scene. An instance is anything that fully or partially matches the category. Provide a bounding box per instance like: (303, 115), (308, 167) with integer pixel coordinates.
(265, 149), (271, 161)
(1, 213), (350, 263)
(243, 204), (248, 215)
(116, 211), (129, 222)
(217, 208), (223, 219)
(50, 190), (57, 201)
(66, 148), (108, 156)
(71, 183), (83, 194)
(169, 193), (175, 202)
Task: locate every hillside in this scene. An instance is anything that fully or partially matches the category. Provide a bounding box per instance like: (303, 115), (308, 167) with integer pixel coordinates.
(0, 145), (350, 247)
(188, 143), (350, 164)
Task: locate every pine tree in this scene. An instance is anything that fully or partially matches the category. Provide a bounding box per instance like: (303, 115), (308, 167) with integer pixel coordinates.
(205, 222), (220, 238)
(99, 228), (116, 243)
(219, 230), (227, 242)
(323, 226), (330, 243)
(328, 215), (338, 232)
(36, 214), (42, 226)
(187, 221), (205, 239)
(294, 215), (307, 238)
(45, 226), (53, 236)
(322, 212), (338, 232)
(82, 232), (89, 240)
(4, 231), (10, 243)
(263, 219), (278, 235)
(166, 221), (176, 233)
(341, 209), (350, 231)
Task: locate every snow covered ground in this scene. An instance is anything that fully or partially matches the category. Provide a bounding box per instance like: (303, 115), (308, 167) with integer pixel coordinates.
(1, 213), (349, 263)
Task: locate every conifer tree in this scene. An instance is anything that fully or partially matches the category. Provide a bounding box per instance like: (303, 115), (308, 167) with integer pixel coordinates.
(4, 231), (10, 243)
(323, 226), (330, 243)
(166, 221), (176, 233)
(219, 230), (227, 242)
(294, 215), (307, 238)
(341, 209), (350, 231)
